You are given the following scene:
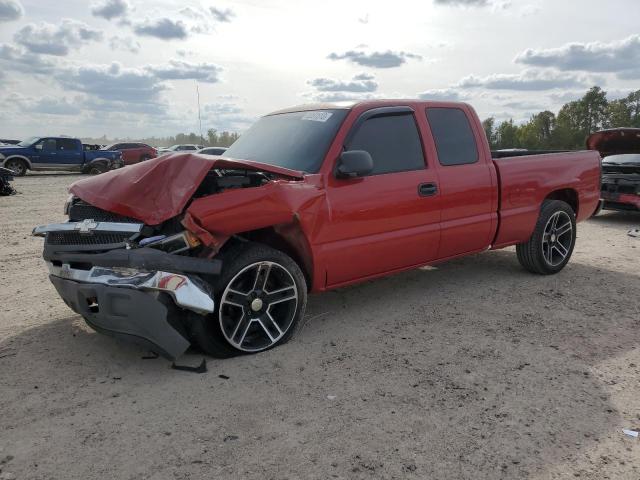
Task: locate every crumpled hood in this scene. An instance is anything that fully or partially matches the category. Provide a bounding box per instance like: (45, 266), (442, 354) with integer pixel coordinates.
(587, 128), (640, 156)
(69, 153), (304, 225)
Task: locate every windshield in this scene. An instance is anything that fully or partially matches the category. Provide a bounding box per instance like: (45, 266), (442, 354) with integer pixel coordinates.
(18, 136), (40, 147)
(168, 145), (181, 151)
(603, 153), (640, 164)
(224, 109), (348, 173)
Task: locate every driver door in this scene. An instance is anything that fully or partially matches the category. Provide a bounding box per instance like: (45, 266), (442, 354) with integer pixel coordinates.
(31, 138), (57, 167)
(320, 108), (441, 287)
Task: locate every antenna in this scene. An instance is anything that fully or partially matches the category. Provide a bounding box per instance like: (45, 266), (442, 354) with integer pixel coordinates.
(196, 81), (204, 144)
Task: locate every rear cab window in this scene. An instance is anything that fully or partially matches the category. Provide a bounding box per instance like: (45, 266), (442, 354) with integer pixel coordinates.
(426, 108), (478, 166)
(346, 112), (425, 175)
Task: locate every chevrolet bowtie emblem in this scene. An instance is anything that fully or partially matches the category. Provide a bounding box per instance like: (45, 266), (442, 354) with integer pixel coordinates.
(75, 219), (98, 234)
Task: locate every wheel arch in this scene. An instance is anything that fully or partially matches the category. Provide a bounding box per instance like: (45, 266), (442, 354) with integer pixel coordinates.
(236, 225), (314, 289)
(544, 188), (578, 216)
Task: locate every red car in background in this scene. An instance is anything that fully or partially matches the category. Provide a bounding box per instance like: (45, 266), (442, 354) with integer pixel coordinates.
(103, 143), (157, 165)
(587, 128), (640, 213)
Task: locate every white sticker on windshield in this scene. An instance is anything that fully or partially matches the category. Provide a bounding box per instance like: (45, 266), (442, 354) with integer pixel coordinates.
(301, 111), (333, 122)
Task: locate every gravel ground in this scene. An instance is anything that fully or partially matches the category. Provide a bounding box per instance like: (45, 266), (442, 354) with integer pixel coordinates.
(1, 173), (639, 480)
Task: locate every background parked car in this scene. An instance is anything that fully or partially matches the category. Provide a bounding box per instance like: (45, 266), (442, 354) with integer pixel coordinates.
(0, 136), (123, 176)
(103, 142), (157, 165)
(157, 144), (204, 155)
(0, 138), (20, 145)
(587, 128), (640, 213)
(198, 146), (227, 156)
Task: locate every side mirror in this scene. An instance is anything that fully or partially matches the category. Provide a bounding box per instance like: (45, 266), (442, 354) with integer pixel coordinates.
(335, 150), (373, 178)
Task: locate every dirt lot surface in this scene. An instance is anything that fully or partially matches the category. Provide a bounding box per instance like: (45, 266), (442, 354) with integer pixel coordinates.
(1, 173), (639, 480)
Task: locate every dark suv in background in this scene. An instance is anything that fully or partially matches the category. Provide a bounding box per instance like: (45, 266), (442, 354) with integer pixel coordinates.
(104, 143), (157, 165)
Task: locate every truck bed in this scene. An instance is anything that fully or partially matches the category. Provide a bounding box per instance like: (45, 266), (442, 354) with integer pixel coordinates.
(491, 150), (601, 249)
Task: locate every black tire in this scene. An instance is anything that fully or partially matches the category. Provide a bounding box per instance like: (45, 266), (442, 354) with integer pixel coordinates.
(140, 155), (151, 162)
(5, 158), (27, 176)
(516, 200), (576, 275)
(87, 163), (107, 175)
(189, 242), (308, 358)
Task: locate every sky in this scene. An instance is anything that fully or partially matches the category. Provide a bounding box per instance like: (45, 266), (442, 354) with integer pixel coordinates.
(0, 0), (639, 139)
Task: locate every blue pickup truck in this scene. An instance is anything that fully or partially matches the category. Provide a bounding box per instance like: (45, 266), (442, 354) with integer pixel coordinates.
(0, 137), (123, 176)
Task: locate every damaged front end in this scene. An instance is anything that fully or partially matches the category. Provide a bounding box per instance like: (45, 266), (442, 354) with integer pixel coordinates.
(33, 212), (221, 359)
(32, 153), (310, 359)
(588, 128), (640, 212)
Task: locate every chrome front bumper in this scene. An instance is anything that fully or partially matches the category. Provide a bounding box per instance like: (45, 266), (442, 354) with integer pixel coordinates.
(47, 262), (215, 315)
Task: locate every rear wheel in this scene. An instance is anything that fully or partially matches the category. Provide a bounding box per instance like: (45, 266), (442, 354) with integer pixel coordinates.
(190, 243), (307, 357)
(87, 163), (107, 175)
(5, 158), (27, 176)
(516, 200), (576, 274)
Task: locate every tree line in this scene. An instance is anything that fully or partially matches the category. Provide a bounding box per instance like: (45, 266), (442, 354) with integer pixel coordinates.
(482, 87), (640, 151)
(82, 128), (240, 148)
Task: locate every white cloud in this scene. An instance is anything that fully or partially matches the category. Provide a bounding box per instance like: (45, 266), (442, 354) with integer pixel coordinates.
(210, 7), (235, 22)
(147, 60), (222, 83)
(134, 18), (188, 40)
(327, 50), (421, 69)
(434, 0), (489, 6)
(109, 35), (140, 53)
(515, 34), (640, 79)
(0, 0), (23, 22)
(417, 88), (467, 101)
(308, 73), (377, 93)
(456, 69), (593, 91)
(14, 19), (102, 56)
(91, 0), (129, 20)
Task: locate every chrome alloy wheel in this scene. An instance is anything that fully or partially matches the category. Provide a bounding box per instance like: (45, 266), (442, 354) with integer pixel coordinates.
(219, 261), (298, 352)
(541, 211), (573, 267)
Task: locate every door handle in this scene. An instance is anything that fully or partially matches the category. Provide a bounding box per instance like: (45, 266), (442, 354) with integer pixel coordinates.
(418, 182), (438, 197)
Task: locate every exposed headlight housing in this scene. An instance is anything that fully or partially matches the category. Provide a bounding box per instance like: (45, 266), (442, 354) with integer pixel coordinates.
(63, 194), (75, 216)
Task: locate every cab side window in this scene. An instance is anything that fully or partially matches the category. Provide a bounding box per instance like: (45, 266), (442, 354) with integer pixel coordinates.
(346, 113), (425, 175)
(57, 139), (77, 151)
(37, 139), (57, 151)
(426, 108), (478, 166)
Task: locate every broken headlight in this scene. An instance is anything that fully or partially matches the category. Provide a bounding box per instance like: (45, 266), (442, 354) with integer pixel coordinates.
(139, 231), (200, 254)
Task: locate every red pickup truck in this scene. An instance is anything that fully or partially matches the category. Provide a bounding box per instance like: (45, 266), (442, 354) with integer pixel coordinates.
(33, 100), (601, 360)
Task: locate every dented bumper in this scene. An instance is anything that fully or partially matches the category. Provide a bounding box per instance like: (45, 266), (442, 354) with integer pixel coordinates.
(47, 262), (215, 359)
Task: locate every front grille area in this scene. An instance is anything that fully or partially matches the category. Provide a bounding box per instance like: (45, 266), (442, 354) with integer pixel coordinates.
(603, 201), (640, 211)
(46, 231), (133, 246)
(602, 183), (638, 195)
(69, 201), (139, 223)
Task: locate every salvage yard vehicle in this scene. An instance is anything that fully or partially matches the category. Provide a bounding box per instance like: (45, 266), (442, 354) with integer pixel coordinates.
(1, 136), (123, 176)
(104, 142), (157, 165)
(32, 100), (601, 360)
(587, 128), (640, 213)
(198, 146), (228, 156)
(157, 144), (203, 155)
(0, 166), (16, 196)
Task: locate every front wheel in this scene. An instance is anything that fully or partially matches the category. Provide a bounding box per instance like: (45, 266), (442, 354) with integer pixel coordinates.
(190, 243), (307, 357)
(516, 200), (576, 275)
(5, 158), (27, 176)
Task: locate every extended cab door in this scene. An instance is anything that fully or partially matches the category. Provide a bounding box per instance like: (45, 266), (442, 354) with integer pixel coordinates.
(321, 107), (441, 287)
(55, 138), (83, 166)
(424, 106), (497, 258)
